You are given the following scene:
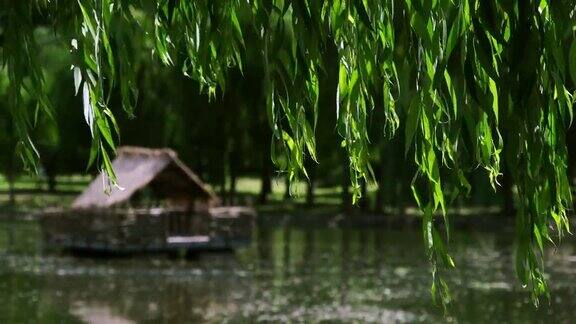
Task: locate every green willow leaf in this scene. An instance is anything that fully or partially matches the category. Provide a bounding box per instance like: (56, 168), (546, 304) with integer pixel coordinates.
(569, 39), (576, 86)
(2, 0), (576, 308)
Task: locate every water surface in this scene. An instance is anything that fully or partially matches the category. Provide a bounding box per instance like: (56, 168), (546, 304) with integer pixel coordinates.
(0, 218), (574, 323)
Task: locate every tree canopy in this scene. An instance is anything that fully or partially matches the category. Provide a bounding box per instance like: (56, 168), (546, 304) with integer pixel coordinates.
(1, 0), (576, 306)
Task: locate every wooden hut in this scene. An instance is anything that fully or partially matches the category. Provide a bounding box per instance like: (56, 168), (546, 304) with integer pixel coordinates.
(72, 146), (219, 211)
(41, 147), (255, 256)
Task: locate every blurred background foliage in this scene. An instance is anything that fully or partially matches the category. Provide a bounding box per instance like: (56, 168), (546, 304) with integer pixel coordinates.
(1, 0), (576, 305)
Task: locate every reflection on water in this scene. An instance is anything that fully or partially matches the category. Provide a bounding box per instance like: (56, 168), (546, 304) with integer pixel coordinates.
(0, 219), (575, 323)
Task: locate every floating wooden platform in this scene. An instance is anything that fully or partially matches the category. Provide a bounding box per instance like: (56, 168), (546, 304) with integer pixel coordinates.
(40, 206), (255, 257)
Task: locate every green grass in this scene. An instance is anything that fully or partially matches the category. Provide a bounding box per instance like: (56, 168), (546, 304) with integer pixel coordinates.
(0, 174), (351, 215)
(206, 176), (343, 215)
(0, 174), (91, 192)
(0, 173), (502, 216)
(0, 173), (513, 222)
(0, 175), (90, 214)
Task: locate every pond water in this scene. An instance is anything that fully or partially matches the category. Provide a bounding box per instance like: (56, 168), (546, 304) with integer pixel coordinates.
(0, 217), (575, 323)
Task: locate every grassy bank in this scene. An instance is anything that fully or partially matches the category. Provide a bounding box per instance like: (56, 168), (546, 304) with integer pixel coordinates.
(0, 174), (510, 224)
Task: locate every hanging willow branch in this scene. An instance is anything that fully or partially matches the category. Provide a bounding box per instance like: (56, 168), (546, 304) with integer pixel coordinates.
(2, 0), (575, 307)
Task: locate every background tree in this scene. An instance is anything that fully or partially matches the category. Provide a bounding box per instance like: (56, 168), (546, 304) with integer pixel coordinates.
(1, 0), (575, 306)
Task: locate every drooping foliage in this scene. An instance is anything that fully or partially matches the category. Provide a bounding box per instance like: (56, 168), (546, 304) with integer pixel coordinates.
(1, 0), (575, 306)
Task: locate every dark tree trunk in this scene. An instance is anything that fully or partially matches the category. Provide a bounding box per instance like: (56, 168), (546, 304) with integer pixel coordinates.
(395, 176), (406, 217)
(283, 176), (291, 201)
(228, 174), (237, 205)
(219, 167), (227, 206)
(359, 180), (368, 211)
(568, 125), (576, 187)
(42, 152), (58, 193)
(374, 160), (385, 213)
(568, 126), (576, 211)
(341, 157), (351, 211)
(47, 173), (57, 192)
(5, 120), (16, 207)
(306, 161), (315, 206)
(258, 172), (271, 205)
(306, 178), (315, 206)
(228, 144), (240, 205)
(7, 171), (15, 207)
(229, 168), (237, 206)
(501, 169), (516, 217)
(259, 146), (272, 205)
(392, 142), (408, 216)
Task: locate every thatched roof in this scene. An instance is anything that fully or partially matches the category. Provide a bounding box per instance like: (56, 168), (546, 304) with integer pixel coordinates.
(72, 147), (218, 209)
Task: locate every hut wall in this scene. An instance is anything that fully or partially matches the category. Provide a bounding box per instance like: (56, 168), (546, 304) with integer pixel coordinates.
(41, 209), (190, 249)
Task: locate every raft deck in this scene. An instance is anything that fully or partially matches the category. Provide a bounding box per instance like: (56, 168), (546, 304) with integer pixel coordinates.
(40, 206), (255, 256)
